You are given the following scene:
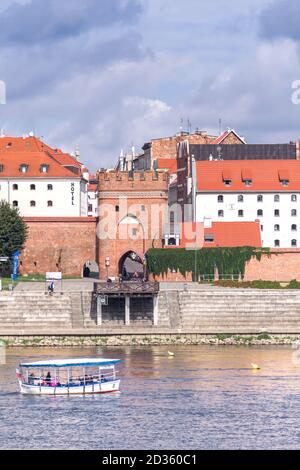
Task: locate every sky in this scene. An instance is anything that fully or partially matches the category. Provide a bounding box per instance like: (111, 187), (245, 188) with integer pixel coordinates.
(0, 0), (300, 170)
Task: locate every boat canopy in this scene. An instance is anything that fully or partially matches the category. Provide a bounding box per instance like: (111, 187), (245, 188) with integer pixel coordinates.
(20, 358), (121, 368)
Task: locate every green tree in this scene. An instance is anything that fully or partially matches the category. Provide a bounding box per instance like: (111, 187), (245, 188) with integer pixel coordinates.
(0, 200), (28, 262)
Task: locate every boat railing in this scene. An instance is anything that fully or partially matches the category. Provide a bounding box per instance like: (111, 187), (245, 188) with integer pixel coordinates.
(22, 370), (118, 387)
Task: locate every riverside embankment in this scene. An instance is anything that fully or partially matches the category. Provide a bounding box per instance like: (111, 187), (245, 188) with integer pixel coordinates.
(1, 282), (300, 341)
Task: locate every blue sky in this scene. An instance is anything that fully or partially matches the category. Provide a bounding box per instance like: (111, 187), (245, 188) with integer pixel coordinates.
(0, 0), (300, 170)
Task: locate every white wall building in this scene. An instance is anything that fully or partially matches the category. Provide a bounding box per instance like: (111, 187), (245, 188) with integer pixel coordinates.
(0, 135), (89, 217)
(191, 160), (300, 248)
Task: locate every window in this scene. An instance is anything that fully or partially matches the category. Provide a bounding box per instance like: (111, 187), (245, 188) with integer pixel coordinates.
(88, 204), (93, 212)
(281, 179), (289, 186)
(257, 209), (263, 217)
(12, 184), (18, 191)
(20, 164), (28, 173)
(0, 164), (4, 172)
(237, 195), (243, 202)
(238, 210), (244, 217)
(47, 184), (53, 191)
(274, 195), (280, 202)
(274, 224), (280, 231)
(292, 224), (297, 231)
(132, 228), (137, 237)
(30, 184), (36, 190)
(47, 201), (53, 207)
(217, 195), (224, 203)
(292, 209), (297, 216)
(218, 210), (224, 217)
(291, 194), (297, 202)
(30, 201), (36, 207)
(204, 234), (214, 242)
(244, 179), (252, 186)
(12, 201), (18, 207)
(141, 205), (145, 212)
(257, 195), (263, 202)
(274, 209), (280, 217)
(40, 164), (49, 173)
(292, 239), (297, 247)
(223, 179), (231, 186)
(115, 205), (119, 212)
(274, 239), (280, 247)
(261, 225), (263, 232)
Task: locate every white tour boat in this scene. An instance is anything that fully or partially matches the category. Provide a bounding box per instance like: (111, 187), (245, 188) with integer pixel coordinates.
(16, 357), (121, 395)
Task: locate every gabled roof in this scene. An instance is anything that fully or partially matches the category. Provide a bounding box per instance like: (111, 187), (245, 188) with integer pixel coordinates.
(196, 160), (300, 191)
(0, 151), (81, 178)
(213, 128), (245, 144)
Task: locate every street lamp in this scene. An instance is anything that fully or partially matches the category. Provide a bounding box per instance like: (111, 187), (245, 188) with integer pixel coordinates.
(105, 257), (110, 281)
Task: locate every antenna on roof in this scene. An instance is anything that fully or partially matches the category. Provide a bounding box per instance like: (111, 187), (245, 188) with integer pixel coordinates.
(187, 118), (192, 134)
(180, 118), (183, 132)
(75, 146), (80, 160)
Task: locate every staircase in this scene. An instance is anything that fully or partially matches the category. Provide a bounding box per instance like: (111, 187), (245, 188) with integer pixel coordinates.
(174, 289), (300, 333)
(0, 292), (73, 331)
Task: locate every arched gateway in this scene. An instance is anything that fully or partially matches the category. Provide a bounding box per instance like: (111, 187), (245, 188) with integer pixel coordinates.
(118, 251), (144, 280)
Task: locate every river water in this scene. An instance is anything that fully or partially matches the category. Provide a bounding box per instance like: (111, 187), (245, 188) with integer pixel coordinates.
(0, 345), (300, 450)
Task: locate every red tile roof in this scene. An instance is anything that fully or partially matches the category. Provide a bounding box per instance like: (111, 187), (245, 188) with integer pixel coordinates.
(196, 160), (300, 191)
(156, 158), (177, 173)
(203, 221), (261, 247)
(166, 221), (261, 248)
(212, 129), (245, 144)
(0, 136), (83, 178)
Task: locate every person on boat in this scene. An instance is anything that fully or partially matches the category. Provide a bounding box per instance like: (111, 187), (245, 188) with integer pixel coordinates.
(100, 374), (107, 383)
(45, 371), (51, 385)
(28, 372), (35, 385)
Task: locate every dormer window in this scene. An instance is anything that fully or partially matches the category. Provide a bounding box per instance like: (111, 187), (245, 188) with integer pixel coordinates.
(40, 164), (49, 173)
(20, 164), (28, 173)
(242, 169), (252, 187)
(222, 170), (232, 186)
(278, 170), (289, 186)
(0, 164), (4, 173)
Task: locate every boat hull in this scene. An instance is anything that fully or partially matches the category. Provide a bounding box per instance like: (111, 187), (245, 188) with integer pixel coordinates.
(18, 379), (120, 395)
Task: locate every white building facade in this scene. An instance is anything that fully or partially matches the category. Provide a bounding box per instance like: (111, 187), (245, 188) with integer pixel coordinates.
(192, 160), (300, 248)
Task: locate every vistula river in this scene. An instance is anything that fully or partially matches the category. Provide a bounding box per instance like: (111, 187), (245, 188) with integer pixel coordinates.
(0, 345), (300, 450)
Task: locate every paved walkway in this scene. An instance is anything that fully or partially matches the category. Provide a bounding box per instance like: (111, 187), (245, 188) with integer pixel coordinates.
(15, 278), (96, 292)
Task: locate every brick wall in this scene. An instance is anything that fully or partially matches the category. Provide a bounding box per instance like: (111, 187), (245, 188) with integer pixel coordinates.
(20, 217), (97, 277)
(150, 249), (300, 282)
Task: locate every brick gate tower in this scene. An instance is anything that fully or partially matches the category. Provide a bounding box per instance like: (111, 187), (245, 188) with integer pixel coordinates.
(97, 170), (169, 280)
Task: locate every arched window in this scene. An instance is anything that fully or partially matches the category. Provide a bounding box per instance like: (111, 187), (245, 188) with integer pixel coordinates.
(291, 194), (297, 202)
(274, 194), (280, 202)
(30, 201), (36, 207)
(238, 195), (243, 202)
(47, 201), (53, 207)
(238, 210), (244, 217)
(292, 209), (297, 216)
(292, 224), (297, 231)
(274, 209), (280, 217)
(12, 201), (18, 207)
(257, 195), (263, 202)
(30, 184), (36, 190)
(274, 239), (280, 247)
(292, 239), (297, 247)
(13, 184), (18, 190)
(218, 210), (224, 217)
(47, 184), (53, 191)
(217, 195), (224, 203)
(274, 224), (280, 231)
(257, 209), (263, 217)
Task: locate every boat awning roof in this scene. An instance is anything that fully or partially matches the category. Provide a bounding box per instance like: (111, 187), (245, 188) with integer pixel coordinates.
(20, 358), (121, 368)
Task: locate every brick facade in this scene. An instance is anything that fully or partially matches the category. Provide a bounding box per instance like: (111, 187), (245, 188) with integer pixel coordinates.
(20, 217), (97, 277)
(97, 170), (169, 279)
(150, 249), (300, 282)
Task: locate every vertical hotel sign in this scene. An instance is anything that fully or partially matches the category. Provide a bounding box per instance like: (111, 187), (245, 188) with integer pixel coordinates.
(71, 182), (75, 206)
